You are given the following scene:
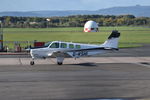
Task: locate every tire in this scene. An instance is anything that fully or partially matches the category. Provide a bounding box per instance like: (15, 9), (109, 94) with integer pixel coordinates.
(30, 61), (34, 65)
(57, 62), (63, 65)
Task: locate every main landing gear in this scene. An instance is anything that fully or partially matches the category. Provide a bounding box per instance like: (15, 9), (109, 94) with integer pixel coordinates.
(57, 62), (63, 65)
(56, 57), (64, 65)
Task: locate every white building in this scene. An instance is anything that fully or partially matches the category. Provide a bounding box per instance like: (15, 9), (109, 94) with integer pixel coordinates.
(84, 20), (99, 32)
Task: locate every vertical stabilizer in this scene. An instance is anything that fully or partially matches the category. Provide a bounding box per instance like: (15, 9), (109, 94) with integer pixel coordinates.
(102, 30), (120, 49)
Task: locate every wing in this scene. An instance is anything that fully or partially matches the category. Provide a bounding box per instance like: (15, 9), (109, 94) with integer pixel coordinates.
(66, 47), (119, 52)
(47, 51), (71, 57)
(67, 47), (118, 57)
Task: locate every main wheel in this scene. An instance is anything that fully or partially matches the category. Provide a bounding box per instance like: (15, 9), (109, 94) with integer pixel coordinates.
(57, 62), (63, 65)
(30, 61), (35, 65)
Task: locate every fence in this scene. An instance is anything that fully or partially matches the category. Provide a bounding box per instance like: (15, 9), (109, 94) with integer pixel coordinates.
(3, 41), (35, 52)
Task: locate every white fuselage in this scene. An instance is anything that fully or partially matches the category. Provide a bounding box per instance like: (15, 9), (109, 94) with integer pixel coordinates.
(30, 41), (105, 59)
(29, 30), (120, 65)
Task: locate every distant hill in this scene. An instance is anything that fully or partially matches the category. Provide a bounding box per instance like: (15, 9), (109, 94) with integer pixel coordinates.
(96, 5), (150, 17)
(0, 5), (150, 17)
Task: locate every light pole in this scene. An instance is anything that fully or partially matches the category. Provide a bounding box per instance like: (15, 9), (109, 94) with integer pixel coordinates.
(0, 21), (3, 51)
(46, 18), (51, 28)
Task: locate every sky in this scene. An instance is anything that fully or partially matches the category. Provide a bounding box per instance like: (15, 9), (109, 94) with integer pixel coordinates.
(0, 0), (150, 12)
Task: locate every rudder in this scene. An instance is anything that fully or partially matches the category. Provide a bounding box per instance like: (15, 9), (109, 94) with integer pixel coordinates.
(102, 30), (120, 49)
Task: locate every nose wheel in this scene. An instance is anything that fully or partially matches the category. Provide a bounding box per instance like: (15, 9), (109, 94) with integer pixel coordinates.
(30, 61), (35, 65)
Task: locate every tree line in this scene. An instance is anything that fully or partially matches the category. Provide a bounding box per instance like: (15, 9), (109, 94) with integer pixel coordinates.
(0, 15), (150, 28)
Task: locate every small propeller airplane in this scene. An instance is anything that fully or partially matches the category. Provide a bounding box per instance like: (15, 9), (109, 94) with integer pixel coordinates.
(30, 30), (120, 65)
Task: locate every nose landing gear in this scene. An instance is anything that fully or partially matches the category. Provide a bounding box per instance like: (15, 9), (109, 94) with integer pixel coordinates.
(30, 58), (35, 65)
(30, 60), (35, 65)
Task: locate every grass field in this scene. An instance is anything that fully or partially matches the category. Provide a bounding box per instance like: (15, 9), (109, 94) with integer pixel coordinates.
(3, 26), (150, 49)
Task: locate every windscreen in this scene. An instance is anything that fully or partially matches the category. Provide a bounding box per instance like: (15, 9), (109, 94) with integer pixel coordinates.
(44, 42), (51, 47)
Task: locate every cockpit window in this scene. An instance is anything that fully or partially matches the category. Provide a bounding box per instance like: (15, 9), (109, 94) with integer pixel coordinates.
(44, 42), (51, 47)
(69, 44), (74, 49)
(60, 43), (67, 48)
(50, 42), (59, 48)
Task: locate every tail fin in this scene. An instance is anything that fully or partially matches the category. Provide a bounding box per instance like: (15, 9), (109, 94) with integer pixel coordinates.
(102, 30), (120, 49)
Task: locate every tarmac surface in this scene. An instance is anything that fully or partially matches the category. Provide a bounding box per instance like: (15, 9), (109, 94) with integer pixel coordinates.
(0, 63), (150, 100)
(0, 44), (150, 100)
